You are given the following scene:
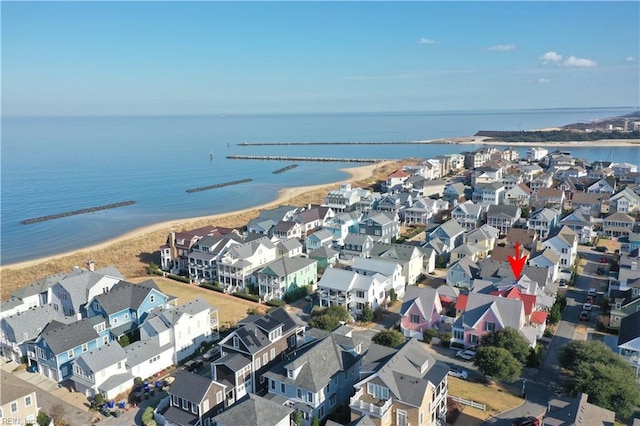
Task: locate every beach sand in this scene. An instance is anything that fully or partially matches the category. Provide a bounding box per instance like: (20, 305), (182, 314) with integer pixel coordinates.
(419, 136), (640, 147)
(0, 160), (405, 297)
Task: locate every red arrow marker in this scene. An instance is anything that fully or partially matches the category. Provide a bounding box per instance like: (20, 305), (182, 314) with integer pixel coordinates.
(508, 242), (527, 280)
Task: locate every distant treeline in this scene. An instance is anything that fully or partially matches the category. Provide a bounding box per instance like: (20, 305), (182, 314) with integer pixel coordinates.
(475, 130), (640, 142)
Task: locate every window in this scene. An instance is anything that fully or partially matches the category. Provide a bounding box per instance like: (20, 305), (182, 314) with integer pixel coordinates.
(82, 343), (88, 352)
(411, 314), (420, 323)
(484, 322), (495, 332)
(287, 369), (294, 379)
(233, 336), (239, 349)
(280, 383), (286, 393)
(182, 399), (189, 410)
(216, 391), (223, 404)
(263, 353), (268, 365)
(469, 334), (478, 345)
(25, 395), (32, 407)
(192, 403), (198, 415)
(330, 394), (337, 407)
(367, 383), (389, 400)
(124, 313), (129, 320)
(270, 348), (275, 360)
(356, 290), (365, 298)
(113, 317), (119, 324)
(397, 409), (408, 426)
(10, 402), (18, 413)
(297, 388), (303, 399)
(307, 392), (313, 403)
(319, 407), (324, 418)
(255, 357), (261, 370)
(270, 380), (275, 390)
(420, 410), (424, 425)
(67, 349), (74, 359)
(453, 330), (464, 340)
(150, 295), (155, 303)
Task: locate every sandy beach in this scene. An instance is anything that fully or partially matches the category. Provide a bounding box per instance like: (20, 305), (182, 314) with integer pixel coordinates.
(421, 136), (640, 147)
(0, 160), (402, 295)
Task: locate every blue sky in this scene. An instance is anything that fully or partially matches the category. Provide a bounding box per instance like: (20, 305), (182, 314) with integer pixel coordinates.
(2, 1), (639, 115)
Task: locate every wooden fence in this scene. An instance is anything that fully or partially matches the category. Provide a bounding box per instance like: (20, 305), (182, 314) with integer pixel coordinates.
(449, 395), (486, 411)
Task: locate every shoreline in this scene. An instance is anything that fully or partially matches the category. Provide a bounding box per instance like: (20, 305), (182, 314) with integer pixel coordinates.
(418, 136), (640, 147)
(0, 161), (393, 272)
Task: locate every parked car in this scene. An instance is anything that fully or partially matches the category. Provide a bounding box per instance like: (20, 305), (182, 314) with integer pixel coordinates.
(582, 303), (592, 311)
(586, 295), (595, 304)
(579, 310), (590, 321)
(594, 246), (608, 253)
(588, 288), (597, 296)
(599, 257), (608, 263)
(448, 367), (469, 379)
(455, 350), (477, 361)
(558, 279), (568, 287)
(202, 347), (218, 360)
(511, 416), (540, 426)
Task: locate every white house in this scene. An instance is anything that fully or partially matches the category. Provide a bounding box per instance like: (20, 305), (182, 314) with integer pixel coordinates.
(125, 339), (174, 382)
(451, 201), (483, 231)
(217, 237), (278, 292)
(351, 257), (406, 298)
(70, 342), (132, 399)
(610, 188), (640, 214)
(526, 147), (548, 162)
(541, 226), (578, 271)
(317, 268), (388, 318)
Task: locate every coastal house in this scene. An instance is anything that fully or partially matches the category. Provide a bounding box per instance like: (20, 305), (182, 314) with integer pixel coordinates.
(352, 256), (406, 298)
(270, 221), (304, 241)
(384, 169), (411, 192)
(400, 286), (444, 338)
(162, 370), (227, 426)
(587, 177), (617, 195)
(349, 338), (449, 426)
(246, 206), (303, 235)
(504, 183), (532, 207)
(188, 235), (243, 282)
(565, 192), (609, 217)
(450, 293), (526, 348)
(443, 182), (467, 203)
(529, 248), (561, 283)
(559, 210), (596, 244)
(140, 298), (218, 364)
(608, 296), (640, 332)
(323, 183), (368, 212)
(518, 164), (544, 183)
(541, 226), (578, 271)
(610, 187), (640, 214)
(276, 238), (304, 258)
(471, 164), (503, 186)
(450, 243), (484, 264)
(447, 257), (480, 289)
(369, 242), (425, 285)
(317, 268), (388, 318)
(526, 147), (548, 162)
(404, 198), (449, 225)
(257, 256), (318, 302)
(0, 374), (39, 426)
(463, 149), (492, 169)
(217, 236), (277, 292)
(358, 211), (400, 244)
(31, 316), (112, 382)
(427, 219), (465, 254)
(543, 393), (615, 426)
(325, 211), (361, 244)
(603, 212), (636, 238)
(262, 329), (363, 425)
(308, 246), (340, 269)
(0, 305), (73, 364)
(70, 342), (131, 399)
(502, 173), (523, 191)
(341, 234), (375, 260)
(486, 204), (521, 235)
(210, 394), (293, 426)
(527, 207), (560, 239)
(305, 229), (334, 252)
(48, 266), (123, 319)
(375, 193), (412, 218)
(160, 226), (232, 273)
(588, 167), (614, 180)
(465, 224), (500, 256)
(124, 339), (174, 383)
(613, 162), (639, 177)
(616, 310), (640, 376)
(86, 279), (171, 341)
(294, 205), (335, 234)
(530, 188), (565, 210)
(472, 182), (505, 207)
(451, 200), (483, 231)
(529, 173), (553, 190)
(216, 307), (305, 395)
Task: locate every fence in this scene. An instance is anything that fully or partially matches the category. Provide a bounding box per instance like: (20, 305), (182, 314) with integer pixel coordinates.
(449, 395), (486, 411)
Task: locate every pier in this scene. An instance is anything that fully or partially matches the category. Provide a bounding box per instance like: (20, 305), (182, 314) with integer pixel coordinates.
(186, 178), (253, 193)
(21, 201), (136, 225)
(272, 164), (299, 174)
(227, 155), (387, 163)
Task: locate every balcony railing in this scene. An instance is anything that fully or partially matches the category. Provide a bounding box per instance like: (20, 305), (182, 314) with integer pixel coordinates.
(349, 388), (392, 417)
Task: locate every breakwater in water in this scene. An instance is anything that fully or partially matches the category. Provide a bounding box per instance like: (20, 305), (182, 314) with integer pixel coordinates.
(21, 201), (136, 225)
(227, 155), (386, 163)
(186, 178), (253, 193)
(272, 164), (299, 174)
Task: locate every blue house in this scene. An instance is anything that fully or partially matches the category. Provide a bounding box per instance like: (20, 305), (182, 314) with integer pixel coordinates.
(86, 279), (172, 341)
(31, 316), (111, 382)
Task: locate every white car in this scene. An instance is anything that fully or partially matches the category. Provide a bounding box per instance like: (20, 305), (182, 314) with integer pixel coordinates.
(448, 367), (469, 380)
(582, 303), (592, 311)
(202, 347), (218, 360)
(455, 350), (477, 361)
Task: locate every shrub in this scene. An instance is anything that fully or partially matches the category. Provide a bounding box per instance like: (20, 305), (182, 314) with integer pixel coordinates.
(246, 307), (262, 316)
(439, 332), (452, 348)
(232, 292), (260, 302)
(200, 282), (224, 293)
(167, 274), (190, 284)
(37, 411), (49, 426)
(266, 298), (286, 307)
(389, 288), (397, 303)
(134, 377), (143, 385)
(361, 302), (374, 323)
(283, 285), (312, 303)
(118, 335), (130, 347)
(372, 330), (405, 348)
(423, 329), (439, 343)
(311, 305), (325, 316)
(142, 407), (155, 426)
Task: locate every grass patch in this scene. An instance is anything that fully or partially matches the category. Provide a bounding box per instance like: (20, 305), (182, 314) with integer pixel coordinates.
(447, 377), (523, 416)
(130, 277), (265, 327)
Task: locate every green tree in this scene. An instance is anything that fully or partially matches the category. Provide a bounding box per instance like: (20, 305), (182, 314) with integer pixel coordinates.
(361, 302), (374, 323)
(558, 341), (626, 371)
(474, 347), (522, 383)
(324, 305), (351, 322)
(293, 411), (303, 426)
(520, 207), (531, 219)
(480, 327), (530, 363)
(548, 303), (561, 325)
(311, 416), (320, 426)
(372, 330), (405, 348)
(389, 288), (398, 303)
(308, 314), (341, 331)
(118, 335), (130, 347)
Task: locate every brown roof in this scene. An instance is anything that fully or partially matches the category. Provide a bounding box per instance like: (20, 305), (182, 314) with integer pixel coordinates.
(506, 228), (536, 248)
(570, 191), (609, 204)
(535, 188), (564, 198)
(388, 169), (410, 178)
(490, 245), (530, 262)
(516, 183), (532, 194)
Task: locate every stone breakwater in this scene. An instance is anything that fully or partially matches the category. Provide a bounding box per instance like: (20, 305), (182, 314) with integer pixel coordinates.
(272, 164), (299, 174)
(21, 201), (136, 225)
(227, 155), (386, 163)
(186, 178), (253, 193)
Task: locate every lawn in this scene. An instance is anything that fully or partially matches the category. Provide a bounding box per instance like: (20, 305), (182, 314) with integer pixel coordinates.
(130, 276), (265, 328)
(448, 376), (524, 419)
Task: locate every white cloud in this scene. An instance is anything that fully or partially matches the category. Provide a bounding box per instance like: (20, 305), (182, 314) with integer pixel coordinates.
(541, 51), (562, 64)
(562, 56), (597, 68)
(626, 56), (636, 62)
(488, 44), (516, 51)
(419, 37), (436, 44)
(538, 78), (550, 83)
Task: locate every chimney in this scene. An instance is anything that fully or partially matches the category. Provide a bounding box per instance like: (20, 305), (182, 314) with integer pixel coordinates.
(86, 259), (95, 272)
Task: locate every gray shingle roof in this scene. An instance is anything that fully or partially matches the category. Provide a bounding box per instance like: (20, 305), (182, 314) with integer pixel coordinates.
(258, 256), (316, 278)
(461, 293), (524, 330)
(40, 318), (100, 354)
(400, 286), (439, 318)
(169, 370), (221, 404)
(229, 236), (276, 258)
(369, 242), (421, 263)
(434, 219), (465, 238)
(229, 308), (297, 354)
(309, 246), (339, 259)
(214, 352), (251, 372)
(487, 204), (520, 219)
(92, 280), (161, 315)
(212, 394), (293, 426)
(0, 373), (36, 405)
(77, 342), (127, 372)
(618, 310), (640, 347)
(125, 340), (171, 367)
(1, 305), (74, 343)
(352, 257), (399, 277)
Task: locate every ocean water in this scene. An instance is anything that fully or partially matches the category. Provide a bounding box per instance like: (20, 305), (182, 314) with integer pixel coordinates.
(2, 108), (638, 265)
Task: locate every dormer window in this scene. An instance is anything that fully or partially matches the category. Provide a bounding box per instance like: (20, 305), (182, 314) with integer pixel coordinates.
(420, 360), (429, 374)
(287, 369), (294, 379)
(269, 326), (283, 341)
(233, 336), (239, 349)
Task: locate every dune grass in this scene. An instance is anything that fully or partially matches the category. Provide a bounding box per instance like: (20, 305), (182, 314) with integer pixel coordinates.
(1, 160), (411, 299)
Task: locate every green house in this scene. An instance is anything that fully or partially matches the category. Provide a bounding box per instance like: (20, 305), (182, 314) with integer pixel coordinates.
(257, 257), (318, 301)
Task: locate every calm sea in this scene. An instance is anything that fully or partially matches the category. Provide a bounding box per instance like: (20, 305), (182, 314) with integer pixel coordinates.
(2, 108), (639, 265)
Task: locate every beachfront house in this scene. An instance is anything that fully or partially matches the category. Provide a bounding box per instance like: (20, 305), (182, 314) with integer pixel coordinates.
(270, 221), (304, 241)
(217, 236), (277, 293)
(257, 256), (318, 302)
(294, 205), (335, 234)
(188, 235), (243, 282)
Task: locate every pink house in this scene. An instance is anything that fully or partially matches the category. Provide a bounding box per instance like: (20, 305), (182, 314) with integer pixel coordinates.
(450, 292), (526, 348)
(400, 286), (444, 338)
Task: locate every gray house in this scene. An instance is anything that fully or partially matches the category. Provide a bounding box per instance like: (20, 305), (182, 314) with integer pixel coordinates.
(358, 212), (400, 244)
(427, 219), (465, 254)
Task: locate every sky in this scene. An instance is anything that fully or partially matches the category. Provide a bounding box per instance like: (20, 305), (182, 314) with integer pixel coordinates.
(2, 1), (639, 116)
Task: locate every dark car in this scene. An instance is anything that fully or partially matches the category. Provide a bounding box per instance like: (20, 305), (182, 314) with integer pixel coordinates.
(594, 246), (608, 253)
(511, 416), (540, 426)
(596, 267), (604, 275)
(579, 310), (590, 321)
